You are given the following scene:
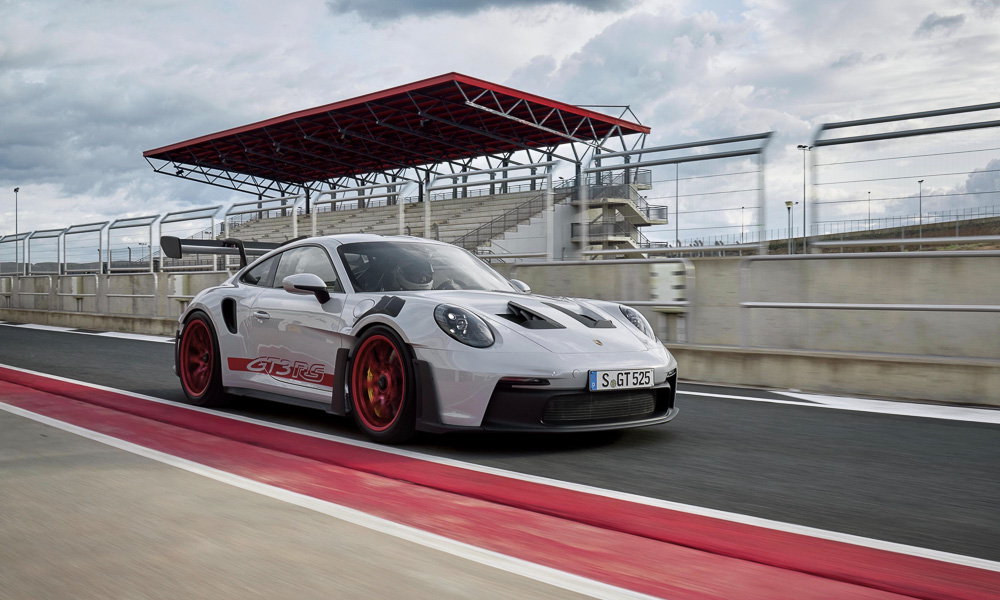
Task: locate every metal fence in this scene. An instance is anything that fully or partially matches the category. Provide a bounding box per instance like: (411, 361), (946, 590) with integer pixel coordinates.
(809, 101), (1000, 253)
(584, 133), (773, 253)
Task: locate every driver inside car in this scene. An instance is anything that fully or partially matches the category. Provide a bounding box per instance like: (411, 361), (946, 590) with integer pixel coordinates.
(394, 258), (434, 290)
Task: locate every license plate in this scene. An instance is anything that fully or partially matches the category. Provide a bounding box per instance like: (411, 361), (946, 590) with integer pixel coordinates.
(589, 369), (654, 392)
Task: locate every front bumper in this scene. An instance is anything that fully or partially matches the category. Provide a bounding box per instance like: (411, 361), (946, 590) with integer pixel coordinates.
(416, 365), (678, 433)
(480, 370), (678, 432)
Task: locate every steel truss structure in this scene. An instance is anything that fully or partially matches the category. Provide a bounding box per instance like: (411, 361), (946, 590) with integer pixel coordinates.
(144, 73), (649, 202)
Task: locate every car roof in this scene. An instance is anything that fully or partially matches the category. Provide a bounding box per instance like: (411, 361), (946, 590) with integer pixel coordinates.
(286, 233), (451, 250)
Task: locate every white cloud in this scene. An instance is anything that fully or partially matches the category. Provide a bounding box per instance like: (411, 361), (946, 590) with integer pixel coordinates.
(1, 0), (999, 241)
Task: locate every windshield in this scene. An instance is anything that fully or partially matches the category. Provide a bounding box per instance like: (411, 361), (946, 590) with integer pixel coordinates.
(337, 240), (516, 293)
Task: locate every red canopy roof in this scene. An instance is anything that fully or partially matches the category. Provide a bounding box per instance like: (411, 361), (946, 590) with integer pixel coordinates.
(144, 72), (648, 192)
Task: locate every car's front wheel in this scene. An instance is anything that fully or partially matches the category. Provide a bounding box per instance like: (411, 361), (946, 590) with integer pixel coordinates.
(178, 312), (227, 407)
(348, 326), (416, 443)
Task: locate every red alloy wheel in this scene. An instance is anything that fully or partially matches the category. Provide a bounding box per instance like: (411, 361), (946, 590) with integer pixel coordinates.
(180, 318), (214, 397)
(351, 334), (405, 432)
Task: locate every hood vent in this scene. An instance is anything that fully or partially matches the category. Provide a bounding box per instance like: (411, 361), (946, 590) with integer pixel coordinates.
(499, 302), (565, 329)
(543, 302), (616, 329)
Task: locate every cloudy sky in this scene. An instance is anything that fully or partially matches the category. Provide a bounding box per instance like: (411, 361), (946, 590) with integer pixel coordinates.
(2, 0), (999, 238)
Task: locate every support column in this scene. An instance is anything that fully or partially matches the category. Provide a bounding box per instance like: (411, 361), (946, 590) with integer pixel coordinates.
(397, 183), (404, 236)
(423, 171), (431, 239)
(758, 154), (768, 255)
(545, 171), (554, 262)
(576, 161), (588, 259)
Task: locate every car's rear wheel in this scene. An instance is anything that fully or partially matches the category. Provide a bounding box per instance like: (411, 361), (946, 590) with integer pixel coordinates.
(348, 326), (416, 443)
(178, 312), (227, 407)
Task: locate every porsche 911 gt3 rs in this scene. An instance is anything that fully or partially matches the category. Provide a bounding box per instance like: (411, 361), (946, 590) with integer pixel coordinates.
(164, 234), (679, 443)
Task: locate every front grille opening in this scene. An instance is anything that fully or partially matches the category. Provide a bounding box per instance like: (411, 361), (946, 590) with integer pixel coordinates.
(543, 390), (656, 423)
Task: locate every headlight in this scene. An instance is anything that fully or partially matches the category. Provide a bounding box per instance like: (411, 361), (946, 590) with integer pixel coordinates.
(619, 305), (655, 340)
(434, 304), (494, 348)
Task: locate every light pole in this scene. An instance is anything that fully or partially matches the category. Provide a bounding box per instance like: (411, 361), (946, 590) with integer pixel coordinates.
(917, 179), (924, 239)
(740, 206), (745, 243)
(868, 191), (871, 231)
(797, 144), (812, 252)
(784, 200), (798, 254)
(12, 187), (18, 274)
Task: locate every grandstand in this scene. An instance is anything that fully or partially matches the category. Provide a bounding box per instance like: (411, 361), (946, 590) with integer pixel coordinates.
(230, 188), (566, 246)
(143, 73), (657, 261)
(222, 172), (666, 258)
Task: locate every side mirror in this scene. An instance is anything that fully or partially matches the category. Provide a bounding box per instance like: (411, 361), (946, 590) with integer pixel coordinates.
(509, 279), (531, 294)
(282, 273), (331, 303)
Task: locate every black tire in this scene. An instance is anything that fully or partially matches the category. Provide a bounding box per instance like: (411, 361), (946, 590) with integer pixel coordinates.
(348, 325), (416, 444)
(177, 311), (228, 407)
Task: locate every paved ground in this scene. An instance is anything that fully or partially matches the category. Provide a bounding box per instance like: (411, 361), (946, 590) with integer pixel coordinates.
(2, 324), (998, 562)
(0, 410), (592, 600)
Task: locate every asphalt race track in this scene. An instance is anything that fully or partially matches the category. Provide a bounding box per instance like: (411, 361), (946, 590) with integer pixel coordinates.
(2, 322), (998, 572)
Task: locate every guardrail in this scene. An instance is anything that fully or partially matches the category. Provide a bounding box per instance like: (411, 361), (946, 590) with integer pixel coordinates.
(582, 242), (759, 257)
(475, 251), (547, 261)
(811, 234), (1000, 251)
(738, 251), (1000, 348)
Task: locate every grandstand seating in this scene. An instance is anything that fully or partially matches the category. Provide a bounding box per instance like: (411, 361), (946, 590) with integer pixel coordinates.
(227, 189), (557, 247)
(225, 182), (657, 256)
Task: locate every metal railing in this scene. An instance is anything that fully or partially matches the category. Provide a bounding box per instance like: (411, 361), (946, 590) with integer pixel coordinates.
(572, 219), (651, 247)
(107, 215), (159, 273)
(811, 234), (1000, 252)
(0, 233), (29, 276)
(451, 182), (573, 251)
(160, 206), (222, 272)
(585, 169), (653, 188)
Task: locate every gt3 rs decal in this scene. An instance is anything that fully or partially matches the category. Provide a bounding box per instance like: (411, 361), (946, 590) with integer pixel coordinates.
(228, 357), (336, 387)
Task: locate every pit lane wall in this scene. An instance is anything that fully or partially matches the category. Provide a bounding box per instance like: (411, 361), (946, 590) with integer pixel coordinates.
(2, 255), (998, 406)
(0, 272), (229, 336)
(502, 254), (1000, 407)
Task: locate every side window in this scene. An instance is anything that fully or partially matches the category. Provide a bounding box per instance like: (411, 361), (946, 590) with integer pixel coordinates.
(240, 256), (277, 287)
(273, 246), (343, 292)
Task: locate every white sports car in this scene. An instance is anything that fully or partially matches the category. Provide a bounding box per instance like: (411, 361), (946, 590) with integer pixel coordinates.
(163, 234), (679, 443)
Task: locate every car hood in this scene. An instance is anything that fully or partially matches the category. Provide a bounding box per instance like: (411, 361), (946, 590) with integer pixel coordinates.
(396, 289), (656, 354)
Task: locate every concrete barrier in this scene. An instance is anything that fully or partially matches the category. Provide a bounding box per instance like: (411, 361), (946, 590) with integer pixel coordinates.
(0, 307), (177, 336)
(2, 255), (998, 406)
(669, 344), (1000, 407)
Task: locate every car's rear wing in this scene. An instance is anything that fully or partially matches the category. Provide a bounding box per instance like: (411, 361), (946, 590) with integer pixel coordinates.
(160, 236), (285, 268)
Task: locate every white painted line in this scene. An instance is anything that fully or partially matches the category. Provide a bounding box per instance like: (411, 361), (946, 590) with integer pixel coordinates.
(0, 401), (657, 600)
(1, 323), (76, 333)
(0, 322), (173, 343)
(777, 391), (1000, 424)
(92, 331), (175, 343)
(2, 362), (998, 573)
(679, 389), (1000, 425)
(679, 390), (813, 405)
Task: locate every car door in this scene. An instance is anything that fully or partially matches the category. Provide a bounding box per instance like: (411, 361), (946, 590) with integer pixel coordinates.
(221, 254), (277, 390)
(245, 245), (347, 396)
